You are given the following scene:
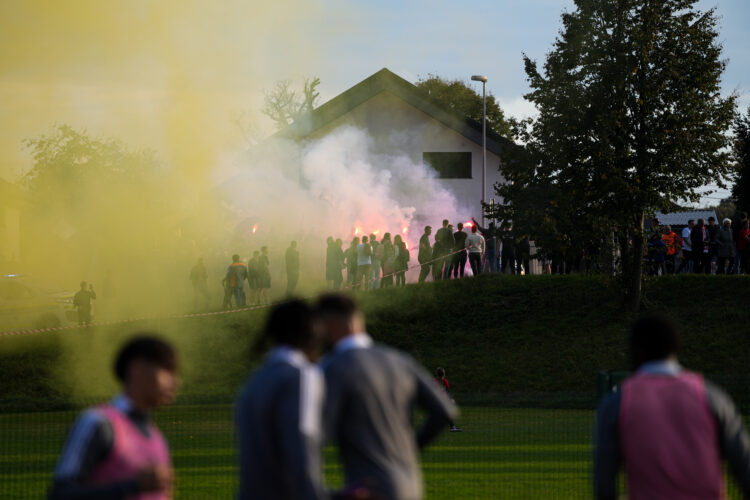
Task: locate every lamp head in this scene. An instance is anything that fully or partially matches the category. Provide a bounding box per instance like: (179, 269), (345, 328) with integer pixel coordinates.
(471, 75), (488, 83)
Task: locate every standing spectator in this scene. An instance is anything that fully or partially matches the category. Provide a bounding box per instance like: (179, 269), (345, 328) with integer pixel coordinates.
(325, 237), (336, 289)
(661, 226), (682, 274)
(738, 219), (750, 275)
(346, 238), (359, 286)
(707, 216), (719, 274)
(647, 231), (666, 276)
(442, 224), (455, 279)
(356, 236), (372, 291)
(466, 225), (485, 276)
(452, 223), (468, 278)
(418, 226), (433, 283)
(73, 281), (96, 325)
(395, 238), (410, 286)
(500, 226), (516, 275)
(189, 258), (210, 310)
(248, 250), (260, 305)
(235, 300), (327, 500)
(715, 218), (735, 275)
(473, 218), (499, 273)
(734, 212), (749, 274)
(225, 254), (248, 307)
(285, 241), (300, 296)
(690, 219), (709, 274)
(676, 220), (695, 273)
(258, 247), (271, 305)
(594, 314), (750, 499)
(433, 220), (452, 280)
(316, 295), (457, 500)
(516, 235), (531, 276)
(334, 239), (345, 290)
(370, 234), (381, 289)
(48, 336), (177, 500)
(380, 233), (394, 288)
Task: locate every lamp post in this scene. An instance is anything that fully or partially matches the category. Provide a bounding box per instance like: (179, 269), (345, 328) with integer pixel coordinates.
(471, 74), (488, 226)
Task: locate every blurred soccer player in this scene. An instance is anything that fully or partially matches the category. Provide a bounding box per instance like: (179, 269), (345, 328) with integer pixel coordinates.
(49, 336), (178, 499)
(317, 294), (457, 500)
(235, 299), (326, 500)
(594, 314), (750, 499)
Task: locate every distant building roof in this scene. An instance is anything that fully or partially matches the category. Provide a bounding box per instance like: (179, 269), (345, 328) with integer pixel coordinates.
(654, 210), (718, 226)
(274, 68), (517, 156)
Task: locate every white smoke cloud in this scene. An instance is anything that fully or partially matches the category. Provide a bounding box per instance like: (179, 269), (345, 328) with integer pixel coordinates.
(224, 126), (463, 252)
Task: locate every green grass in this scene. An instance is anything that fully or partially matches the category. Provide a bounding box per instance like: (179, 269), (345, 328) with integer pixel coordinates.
(0, 404), (596, 499)
(2, 274), (749, 411)
(2, 275), (750, 497)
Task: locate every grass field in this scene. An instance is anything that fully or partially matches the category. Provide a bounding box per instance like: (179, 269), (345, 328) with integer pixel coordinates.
(2, 275), (749, 498)
(0, 404), (595, 499)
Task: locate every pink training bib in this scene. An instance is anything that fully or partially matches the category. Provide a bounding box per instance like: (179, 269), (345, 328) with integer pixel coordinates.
(88, 404), (171, 500)
(619, 371), (724, 500)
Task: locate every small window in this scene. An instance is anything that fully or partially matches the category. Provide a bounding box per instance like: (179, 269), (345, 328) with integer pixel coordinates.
(423, 152), (472, 179)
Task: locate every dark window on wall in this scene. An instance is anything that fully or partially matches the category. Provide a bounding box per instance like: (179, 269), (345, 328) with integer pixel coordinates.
(423, 152), (472, 179)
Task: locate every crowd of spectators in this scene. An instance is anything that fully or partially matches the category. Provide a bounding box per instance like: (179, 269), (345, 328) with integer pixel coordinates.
(646, 212), (749, 275)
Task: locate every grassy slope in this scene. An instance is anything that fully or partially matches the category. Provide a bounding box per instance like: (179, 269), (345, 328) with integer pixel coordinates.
(1, 274), (749, 410)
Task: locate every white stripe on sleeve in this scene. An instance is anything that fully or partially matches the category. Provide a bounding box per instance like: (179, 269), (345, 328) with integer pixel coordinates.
(299, 365), (324, 439)
(54, 409), (105, 478)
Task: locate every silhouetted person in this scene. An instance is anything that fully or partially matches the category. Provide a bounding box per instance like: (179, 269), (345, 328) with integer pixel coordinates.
(356, 235), (372, 290)
(380, 233), (394, 288)
(452, 223), (467, 278)
(286, 241), (300, 296)
(473, 218), (499, 273)
(594, 314), (750, 499)
(189, 258), (209, 310)
(73, 281), (96, 325)
(258, 247), (271, 305)
(370, 234), (381, 289)
(715, 219), (735, 275)
(418, 226), (433, 283)
(333, 239), (345, 290)
(394, 238), (409, 286)
(49, 336), (178, 500)
(691, 219), (709, 273)
(516, 236), (531, 275)
(433, 219), (451, 280)
(346, 238), (359, 286)
(225, 254), (248, 307)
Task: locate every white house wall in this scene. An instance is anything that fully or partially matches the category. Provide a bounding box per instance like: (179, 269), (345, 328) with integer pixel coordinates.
(305, 91), (504, 220)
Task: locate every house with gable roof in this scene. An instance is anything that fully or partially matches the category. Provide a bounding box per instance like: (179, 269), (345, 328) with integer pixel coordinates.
(272, 68), (518, 218)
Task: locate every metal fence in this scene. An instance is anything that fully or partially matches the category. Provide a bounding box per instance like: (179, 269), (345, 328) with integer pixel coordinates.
(1, 380), (748, 499)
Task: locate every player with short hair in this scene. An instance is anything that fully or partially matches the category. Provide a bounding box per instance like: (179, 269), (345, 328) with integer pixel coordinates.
(49, 336), (178, 499)
(317, 294), (457, 500)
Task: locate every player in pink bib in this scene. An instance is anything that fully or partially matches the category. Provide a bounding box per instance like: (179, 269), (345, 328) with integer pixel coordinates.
(49, 336), (178, 500)
(594, 315), (750, 499)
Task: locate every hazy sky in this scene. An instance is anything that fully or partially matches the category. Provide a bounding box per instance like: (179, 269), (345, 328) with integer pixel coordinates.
(1, 0), (747, 204)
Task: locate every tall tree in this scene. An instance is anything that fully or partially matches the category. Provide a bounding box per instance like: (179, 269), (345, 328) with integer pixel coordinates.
(501, 0), (735, 309)
(262, 77), (321, 130)
(733, 107), (750, 214)
(416, 75), (512, 138)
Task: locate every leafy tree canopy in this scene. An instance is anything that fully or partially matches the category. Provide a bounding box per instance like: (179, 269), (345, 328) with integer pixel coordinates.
(416, 74), (512, 138)
(496, 0), (736, 308)
(733, 106), (750, 214)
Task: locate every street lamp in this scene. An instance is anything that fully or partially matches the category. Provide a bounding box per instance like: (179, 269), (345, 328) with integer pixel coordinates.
(471, 74), (488, 226)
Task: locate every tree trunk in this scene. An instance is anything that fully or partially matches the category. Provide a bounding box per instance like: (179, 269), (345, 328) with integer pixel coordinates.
(627, 217), (645, 312)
